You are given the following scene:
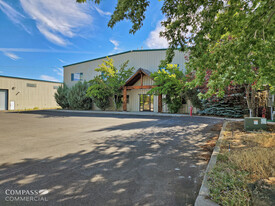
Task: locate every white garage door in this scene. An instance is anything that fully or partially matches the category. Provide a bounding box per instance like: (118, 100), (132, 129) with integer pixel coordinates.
(0, 90), (8, 110)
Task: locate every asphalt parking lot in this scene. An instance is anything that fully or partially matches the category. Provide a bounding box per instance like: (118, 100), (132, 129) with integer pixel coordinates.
(0, 110), (222, 206)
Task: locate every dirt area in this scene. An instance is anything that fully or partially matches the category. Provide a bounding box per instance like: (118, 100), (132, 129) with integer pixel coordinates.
(199, 123), (223, 162)
(208, 121), (275, 206)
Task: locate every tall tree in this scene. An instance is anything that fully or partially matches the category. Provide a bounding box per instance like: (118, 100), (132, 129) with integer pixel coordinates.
(98, 57), (134, 110)
(87, 57), (134, 110)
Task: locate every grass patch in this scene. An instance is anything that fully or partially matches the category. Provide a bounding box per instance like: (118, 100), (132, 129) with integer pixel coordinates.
(208, 122), (275, 206)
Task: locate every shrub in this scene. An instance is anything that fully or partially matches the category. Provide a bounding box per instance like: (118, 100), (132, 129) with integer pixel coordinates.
(68, 81), (92, 110)
(55, 84), (70, 109)
(197, 85), (248, 117)
(165, 95), (183, 113)
(86, 76), (112, 111)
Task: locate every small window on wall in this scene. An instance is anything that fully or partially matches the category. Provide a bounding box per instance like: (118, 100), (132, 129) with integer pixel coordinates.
(53, 86), (59, 89)
(71, 73), (83, 81)
(26, 83), (37, 87)
(101, 71), (108, 80)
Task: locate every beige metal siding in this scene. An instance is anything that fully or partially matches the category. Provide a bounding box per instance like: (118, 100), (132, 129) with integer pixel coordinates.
(0, 77), (62, 110)
(64, 50), (187, 88)
(132, 75), (154, 87)
(153, 95), (158, 113)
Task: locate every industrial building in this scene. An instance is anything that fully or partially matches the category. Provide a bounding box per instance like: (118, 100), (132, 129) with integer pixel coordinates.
(0, 75), (62, 111)
(63, 49), (197, 113)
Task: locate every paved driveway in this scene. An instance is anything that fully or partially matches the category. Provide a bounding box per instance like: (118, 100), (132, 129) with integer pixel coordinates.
(0, 110), (222, 206)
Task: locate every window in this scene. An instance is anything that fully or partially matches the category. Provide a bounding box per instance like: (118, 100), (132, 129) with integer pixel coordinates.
(53, 86), (59, 89)
(71, 73), (83, 81)
(101, 71), (107, 80)
(26, 83), (37, 87)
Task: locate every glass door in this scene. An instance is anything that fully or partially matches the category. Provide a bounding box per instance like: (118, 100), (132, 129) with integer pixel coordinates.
(139, 94), (154, 112)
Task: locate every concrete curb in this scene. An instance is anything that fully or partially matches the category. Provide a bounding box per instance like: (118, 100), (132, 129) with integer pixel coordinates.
(195, 121), (229, 206)
(46, 109), (243, 121)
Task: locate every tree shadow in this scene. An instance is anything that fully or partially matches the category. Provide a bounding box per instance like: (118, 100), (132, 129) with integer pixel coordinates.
(8, 110), (223, 134)
(88, 116), (220, 132)
(10, 110), (170, 120)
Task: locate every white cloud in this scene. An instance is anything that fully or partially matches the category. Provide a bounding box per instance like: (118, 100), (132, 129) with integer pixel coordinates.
(0, 48), (94, 54)
(0, 0), (24, 22)
(93, 5), (111, 16)
(0, 0), (30, 33)
(110, 39), (119, 51)
(145, 21), (169, 49)
(58, 58), (65, 63)
(40, 75), (59, 82)
(2, 52), (21, 60)
(53, 68), (63, 77)
(19, 0), (92, 46)
(36, 24), (67, 46)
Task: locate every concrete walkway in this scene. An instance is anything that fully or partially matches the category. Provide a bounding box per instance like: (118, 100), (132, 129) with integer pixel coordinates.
(48, 109), (275, 124)
(48, 109), (243, 121)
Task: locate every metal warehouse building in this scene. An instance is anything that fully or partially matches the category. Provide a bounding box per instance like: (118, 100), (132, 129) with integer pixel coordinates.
(63, 49), (197, 113)
(0, 75), (62, 111)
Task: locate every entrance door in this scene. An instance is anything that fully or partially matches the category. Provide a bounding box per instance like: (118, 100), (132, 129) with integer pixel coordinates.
(139, 94), (153, 112)
(0, 89), (8, 110)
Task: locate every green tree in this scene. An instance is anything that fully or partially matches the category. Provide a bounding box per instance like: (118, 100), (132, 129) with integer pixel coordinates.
(148, 64), (185, 113)
(78, 0), (274, 116)
(87, 57), (134, 110)
(55, 84), (70, 109)
(87, 76), (112, 110)
(96, 57), (134, 110)
(68, 81), (93, 110)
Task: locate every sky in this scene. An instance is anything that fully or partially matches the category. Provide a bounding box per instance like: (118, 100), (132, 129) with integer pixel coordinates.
(0, 0), (168, 82)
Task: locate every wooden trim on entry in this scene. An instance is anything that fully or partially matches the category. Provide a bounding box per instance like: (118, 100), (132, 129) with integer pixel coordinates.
(158, 94), (162, 112)
(126, 85), (157, 90)
(123, 86), (127, 111)
(123, 68), (154, 87)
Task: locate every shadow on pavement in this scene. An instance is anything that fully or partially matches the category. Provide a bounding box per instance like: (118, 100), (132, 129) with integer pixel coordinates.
(0, 121), (222, 206)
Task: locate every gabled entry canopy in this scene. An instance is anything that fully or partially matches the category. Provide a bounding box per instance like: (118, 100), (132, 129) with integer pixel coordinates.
(122, 68), (162, 112)
(123, 68), (153, 87)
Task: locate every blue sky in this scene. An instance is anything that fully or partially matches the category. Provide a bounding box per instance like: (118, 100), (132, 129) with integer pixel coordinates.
(0, 0), (167, 82)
